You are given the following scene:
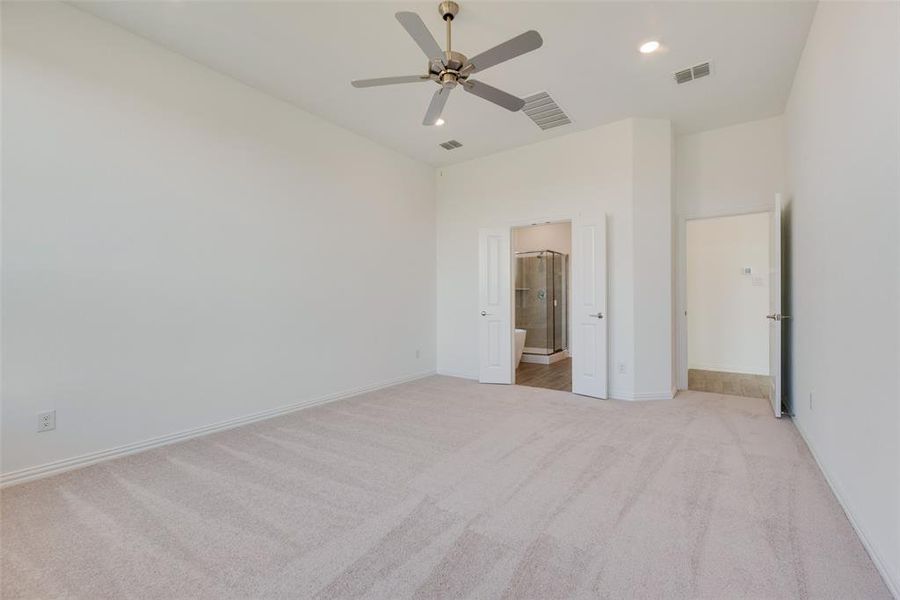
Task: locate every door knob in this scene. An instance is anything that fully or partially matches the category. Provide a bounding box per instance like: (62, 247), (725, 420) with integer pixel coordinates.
(766, 314), (792, 321)
(481, 311), (493, 317)
(589, 312), (604, 319)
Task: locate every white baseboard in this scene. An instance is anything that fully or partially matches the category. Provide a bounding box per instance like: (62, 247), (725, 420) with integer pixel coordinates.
(688, 363), (769, 376)
(0, 370), (436, 488)
(608, 388), (632, 401)
(435, 368), (477, 380)
(630, 390), (676, 401)
(793, 418), (900, 598)
(609, 388), (675, 401)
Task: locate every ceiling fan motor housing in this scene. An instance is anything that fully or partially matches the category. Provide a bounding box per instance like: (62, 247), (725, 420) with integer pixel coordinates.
(433, 50), (468, 88)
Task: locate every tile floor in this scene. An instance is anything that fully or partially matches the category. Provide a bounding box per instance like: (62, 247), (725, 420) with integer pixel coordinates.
(688, 368), (770, 399)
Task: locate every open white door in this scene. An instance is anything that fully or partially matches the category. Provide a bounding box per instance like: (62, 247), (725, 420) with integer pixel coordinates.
(767, 194), (785, 417)
(572, 216), (608, 398)
(478, 227), (513, 384)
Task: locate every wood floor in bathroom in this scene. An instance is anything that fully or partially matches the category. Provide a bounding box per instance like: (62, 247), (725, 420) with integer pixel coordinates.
(515, 358), (572, 392)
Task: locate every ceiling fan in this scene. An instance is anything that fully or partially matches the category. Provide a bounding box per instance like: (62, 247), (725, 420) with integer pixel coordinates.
(351, 1), (543, 126)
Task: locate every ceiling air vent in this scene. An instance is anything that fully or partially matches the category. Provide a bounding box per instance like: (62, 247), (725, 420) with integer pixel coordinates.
(522, 92), (571, 131)
(692, 62), (711, 79)
(674, 68), (693, 84)
(674, 62), (712, 84)
(439, 140), (463, 150)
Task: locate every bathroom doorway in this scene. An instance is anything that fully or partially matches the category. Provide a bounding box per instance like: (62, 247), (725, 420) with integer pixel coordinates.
(513, 222), (572, 391)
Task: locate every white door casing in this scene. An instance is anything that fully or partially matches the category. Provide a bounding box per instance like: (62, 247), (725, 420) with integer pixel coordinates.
(767, 194), (784, 417)
(572, 216), (608, 398)
(478, 227), (513, 384)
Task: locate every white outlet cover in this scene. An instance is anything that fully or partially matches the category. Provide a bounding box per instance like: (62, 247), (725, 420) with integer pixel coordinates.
(38, 410), (56, 432)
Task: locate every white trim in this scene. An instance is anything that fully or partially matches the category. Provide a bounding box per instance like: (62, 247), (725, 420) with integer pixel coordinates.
(0, 370), (436, 488)
(687, 363), (769, 376)
(608, 389), (674, 401)
(630, 390), (676, 401)
(436, 368), (477, 380)
(792, 418), (900, 598)
(608, 388), (633, 401)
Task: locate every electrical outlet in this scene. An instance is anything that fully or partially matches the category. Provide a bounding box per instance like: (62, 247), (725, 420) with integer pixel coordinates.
(37, 410), (56, 432)
(617, 362), (627, 375)
(415, 349), (421, 359)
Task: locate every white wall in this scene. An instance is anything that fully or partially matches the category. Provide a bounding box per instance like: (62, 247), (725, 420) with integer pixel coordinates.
(632, 119), (674, 398)
(675, 116), (786, 218)
(784, 2), (900, 595)
(673, 116), (786, 387)
(1, 2), (436, 478)
(686, 213), (769, 375)
(436, 120), (633, 394)
(436, 118), (673, 400)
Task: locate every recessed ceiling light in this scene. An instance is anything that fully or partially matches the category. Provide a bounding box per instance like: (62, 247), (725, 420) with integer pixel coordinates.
(639, 40), (660, 54)
(435, 118), (445, 126)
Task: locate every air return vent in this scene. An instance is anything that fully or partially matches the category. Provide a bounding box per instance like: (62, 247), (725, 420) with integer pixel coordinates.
(522, 92), (571, 130)
(439, 140), (463, 150)
(674, 62), (712, 84)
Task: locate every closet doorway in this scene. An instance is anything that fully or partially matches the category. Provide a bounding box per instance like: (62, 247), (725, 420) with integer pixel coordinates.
(685, 212), (770, 399)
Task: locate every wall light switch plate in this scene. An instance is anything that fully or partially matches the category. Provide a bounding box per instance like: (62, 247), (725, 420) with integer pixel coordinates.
(38, 410), (56, 432)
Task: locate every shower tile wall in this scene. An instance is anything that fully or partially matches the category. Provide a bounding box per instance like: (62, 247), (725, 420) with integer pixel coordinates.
(516, 255), (551, 352)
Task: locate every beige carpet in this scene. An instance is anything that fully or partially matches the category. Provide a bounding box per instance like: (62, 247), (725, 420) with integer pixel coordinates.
(1, 376), (890, 599)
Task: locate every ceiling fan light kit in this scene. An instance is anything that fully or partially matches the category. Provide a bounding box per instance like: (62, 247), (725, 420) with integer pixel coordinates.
(351, 1), (543, 126)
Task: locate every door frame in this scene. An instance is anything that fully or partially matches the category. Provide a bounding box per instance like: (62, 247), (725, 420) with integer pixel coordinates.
(674, 202), (775, 391)
(492, 214), (578, 386)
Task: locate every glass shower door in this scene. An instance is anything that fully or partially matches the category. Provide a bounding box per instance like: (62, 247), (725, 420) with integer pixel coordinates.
(515, 254), (554, 355)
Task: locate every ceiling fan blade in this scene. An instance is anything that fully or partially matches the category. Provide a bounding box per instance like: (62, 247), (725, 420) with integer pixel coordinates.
(468, 30), (543, 73)
(423, 86), (451, 126)
(463, 79), (525, 112)
(396, 12), (443, 61)
(351, 75), (429, 88)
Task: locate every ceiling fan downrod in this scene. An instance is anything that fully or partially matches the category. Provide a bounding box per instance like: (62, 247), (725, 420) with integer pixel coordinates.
(438, 1), (461, 88)
(440, 1), (458, 54)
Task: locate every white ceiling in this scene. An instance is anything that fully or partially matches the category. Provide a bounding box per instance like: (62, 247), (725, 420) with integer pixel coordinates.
(73, 1), (816, 166)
